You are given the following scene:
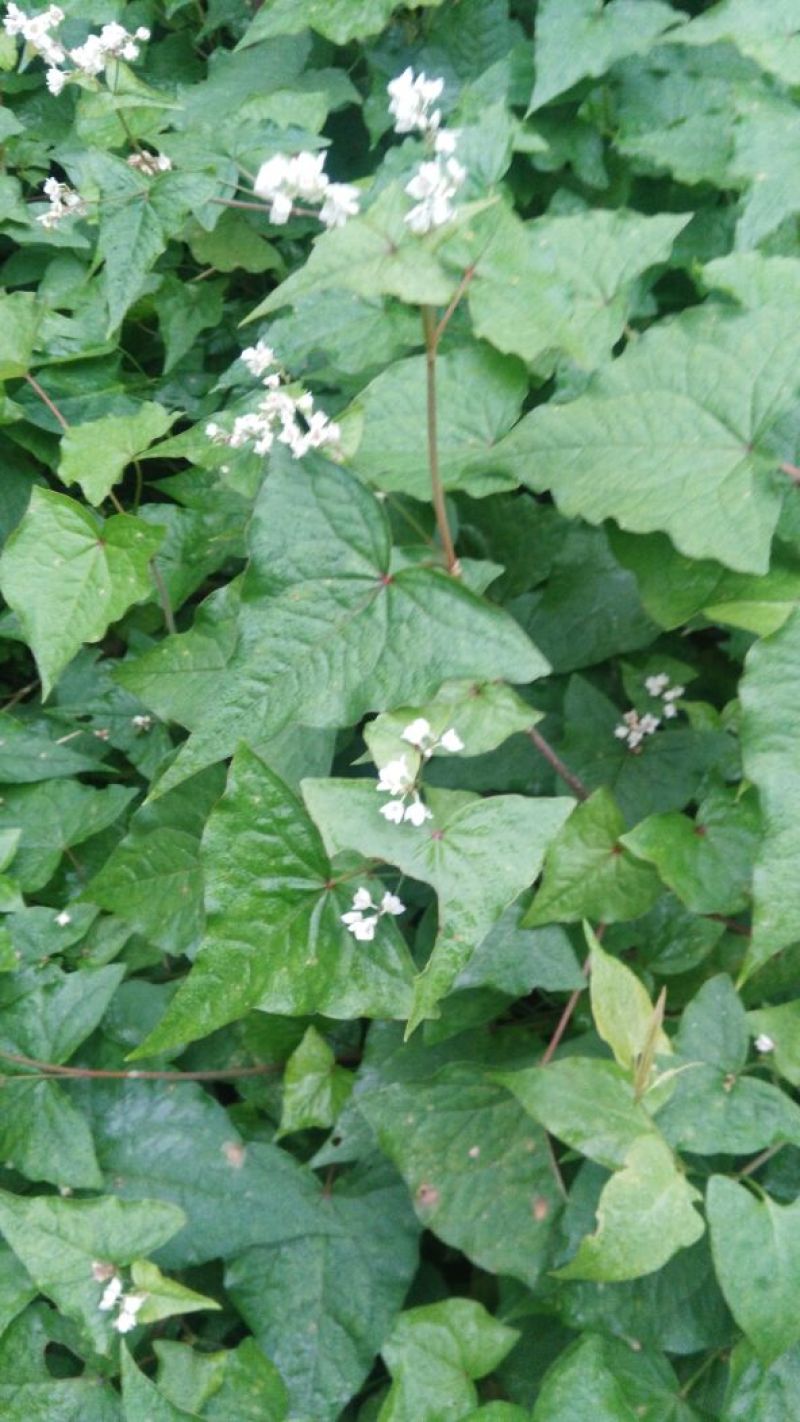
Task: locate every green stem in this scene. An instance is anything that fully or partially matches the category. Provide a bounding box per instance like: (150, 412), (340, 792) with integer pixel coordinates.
(421, 305), (459, 575)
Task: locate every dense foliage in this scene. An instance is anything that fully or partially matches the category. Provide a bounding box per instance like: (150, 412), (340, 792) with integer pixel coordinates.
(3, 0), (800, 1415)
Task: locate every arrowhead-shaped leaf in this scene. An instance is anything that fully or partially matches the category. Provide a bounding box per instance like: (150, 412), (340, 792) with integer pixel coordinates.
(707, 1175), (800, 1365)
(133, 747), (415, 1056)
(0, 488), (164, 697)
(117, 454), (545, 795)
(301, 778), (573, 1030)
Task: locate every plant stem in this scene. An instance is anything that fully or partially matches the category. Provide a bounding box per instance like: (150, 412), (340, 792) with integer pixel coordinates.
(25, 373), (70, 431)
(736, 1142), (784, 1179)
(540, 929), (602, 1066)
(150, 558), (177, 636)
(527, 727), (590, 800)
(0, 1048), (283, 1081)
(780, 461), (800, 483)
(421, 305), (459, 575)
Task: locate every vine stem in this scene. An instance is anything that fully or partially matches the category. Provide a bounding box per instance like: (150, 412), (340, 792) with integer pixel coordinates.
(149, 557), (177, 636)
(25, 373), (70, 431)
(540, 929), (603, 1066)
(780, 461), (800, 483)
(0, 1048), (283, 1081)
(421, 305), (459, 574)
(527, 727), (590, 801)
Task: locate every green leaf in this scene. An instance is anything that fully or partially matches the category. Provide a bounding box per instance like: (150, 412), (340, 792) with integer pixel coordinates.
(364, 679), (539, 771)
(377, 1299), (518, 1422)
(117, 455), (544, 795)
(344, 344), (526, 499)
(95, 169), (167, 333)
(722, 1339), (800, 1420)
(525, 789), (662, 926)
(0, 292), (41, 379)
(530, 0), (684, 110)
(122, 1345), (194, 1422)
(0, 780), (135, 892)
(86, 1079), (346, 1267)
(621, 783), (760, 915)
(239, 0), (402, 44)
(532, 1333), (697, 1422)
(153, 1338), (288, 1421)
(0, 1306), (122, 1421)
(360, 1059), (563, 1289)
(0, 715), (102, 783)
(510, 524), (659, 672)
(0, 1080), (102, 1190)
(277, 1025), (354, 1138)
(707, 1175), (800, 1365)
(739, 609), (800, 979)
(129, 1260), (220, 1326)
(247, 186), (460, 321)
(301, 777), (573, 1030)
(458, 205), (689, 370)
(496, 303), (800, 575)
(226, 1161), (420, 1422)
(85, 767), (225, 958)
(654, 977), (800, 1156)
(747, 1001), (800, 1087)
(0, 1192), (185, 1353)
(557, 1135), (704, 1283)
(58, 404), (174, 506)
(0, 488), (164, 698)
(588, 929), (670, 1076)
(674, 0), (800, 87)
(133, 747), (415, 1056)
(495, 1058), (661, 1170)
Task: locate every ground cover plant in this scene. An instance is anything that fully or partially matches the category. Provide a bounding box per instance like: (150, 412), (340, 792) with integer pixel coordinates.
(3, 0), (800, 1415)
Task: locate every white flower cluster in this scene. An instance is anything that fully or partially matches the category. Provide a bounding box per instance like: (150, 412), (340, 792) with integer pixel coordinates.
(3, 6), (150, 96)
(387, 67), (466, 234)
(644, 672), (685, 720)
(755, 1033), (775, 1054)
(253, 150), (359, 229)
(92, 1261), (146, 1335)
(341, 885), (405, 941)
(401, 717), (463, 758)
(127, 151), (172, 176)
(376, 720), (463, 825)
(614, 709), (661, 751)
(206, 341), (342, 461)
(37, 176), (87, 229)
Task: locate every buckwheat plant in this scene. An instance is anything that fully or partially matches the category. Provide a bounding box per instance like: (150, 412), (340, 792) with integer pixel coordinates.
(0, 0), (797, 1415)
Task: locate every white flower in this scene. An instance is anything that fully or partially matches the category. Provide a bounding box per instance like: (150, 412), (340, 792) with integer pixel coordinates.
(379, 799), (405, 824)
(439, 727), (464, 753)
(755, 1033), (775, 1053)
(319, 182), (360, 229)
(387, 66), (444, 136)
(4, 2), (65, 62)
(113, 1292), (146, 1334)
(663, 685), (685, 702)
(404, 155), (465, 235)
(433, 127), (460, 155)
(341, 885), (405, 939)
(663, 702), (678, 720)
(404, 797), (432, 827)
(614, 709), (660, 751)
(36, 176), (87, 228)
(241, 341), (276, 379)
(645, 673), (670, 696)
(377, 755), (413, 797)
(45, 64), (66, 93)
(131, 713), (153, 731)
(639, 714), (661, 736)
(55, 909), (72, 927)
(98, 1275), (123, 1311)
(402, 718), (432, 748)
(287, 150), (328, 201)
(127, 151), (172, 176)
(380, 891), (405, 916)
